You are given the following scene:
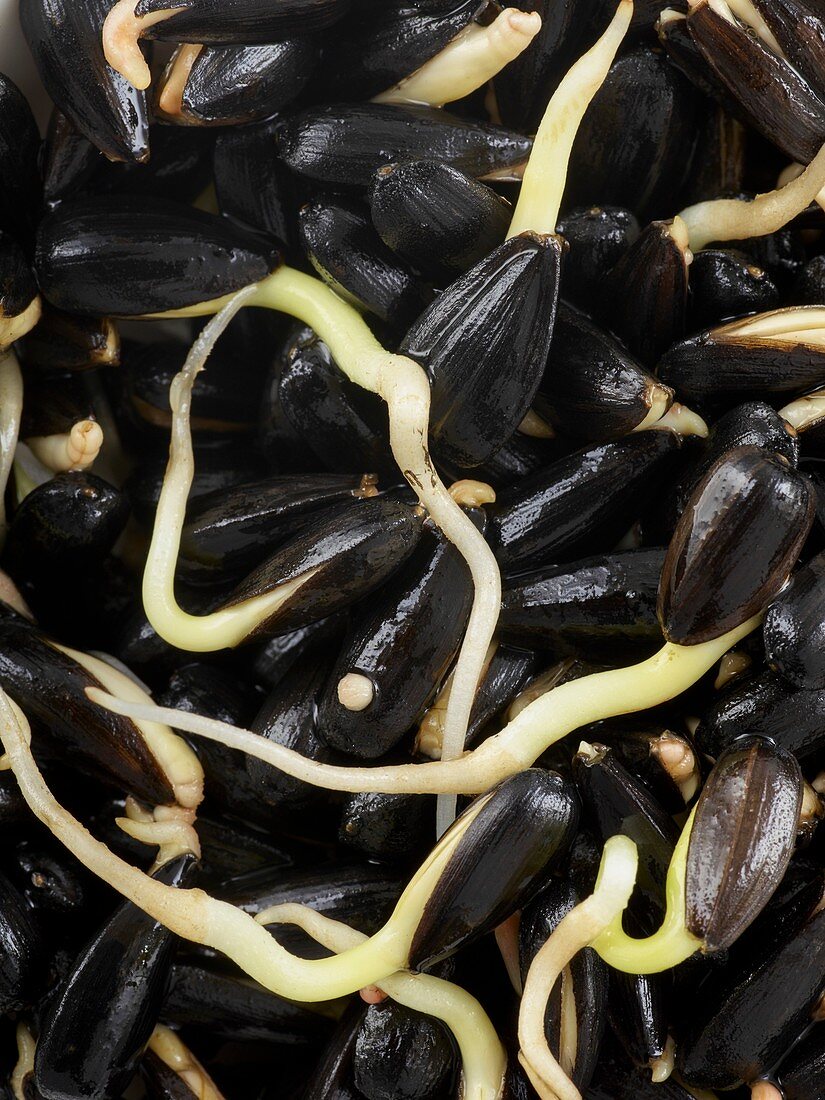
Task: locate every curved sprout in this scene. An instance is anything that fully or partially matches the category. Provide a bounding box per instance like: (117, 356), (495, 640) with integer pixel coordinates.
(103, 0), (186, 90)
(254, 904), (508, 1100)
(518, 835), (638, 1100)
(591, 807), (702, 973)
(89, 615), (761, 795)
(148, 1027), (226, 1100)
(373, 8), (541, 108)
(678, 142), (825, 251)
(26, 419), (104, 473)
(508, 0), (633, 238)
(0, 686), (496, 1002)
(157, 44), (204, 119)
(0, 297), (41, 352)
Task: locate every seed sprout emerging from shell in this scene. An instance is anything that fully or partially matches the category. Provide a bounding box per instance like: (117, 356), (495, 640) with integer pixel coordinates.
(252, 905), (507, 1100)
(0, 349), (23, 543)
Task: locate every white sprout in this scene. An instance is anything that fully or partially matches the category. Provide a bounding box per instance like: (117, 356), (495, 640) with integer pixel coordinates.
(157, 43), (204, 118)
(89, 614), (762, 796)
(677, 141), (825, 251)
(373, 8), (541, 108)
(103, 0), (186, 90)
(508, 0), (633, 238)
(26, 419), (104, 473)
(0, 349), (23, 542)
(0, 296), (41, 351)
(253, 904), (508, 1100)
(518, 835), (638, 1100)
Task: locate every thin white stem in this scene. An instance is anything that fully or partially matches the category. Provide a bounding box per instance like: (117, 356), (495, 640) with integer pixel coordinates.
(0, 349), (23, 543)
(508, 0), (633, 237)
(89, 615), (761, 796)
(373, 8), (541, 108)
(254, 904), (507, 1100)
(678, 142), (825, 251)
(11, 1022), (35, 1100)
(0, 297), (41, 350)
(518, 835), (638, 1100)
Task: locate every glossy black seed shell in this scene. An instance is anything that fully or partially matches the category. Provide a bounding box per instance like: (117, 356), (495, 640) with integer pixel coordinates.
(339, 791), (434, 863)
(540, 303), (669, 440)
(554, 205), (639, 309)
(162, 957), (331, 1045)
(35, 196), (281, 316)
(4, 472), (129, 585)
(370, 160), (511, 280)
(88, 123), (216, 206)
(179, 475), (368, 587)
(353, 1001), (457, 1100)
(401, 232), (563, 468)
(0, 608), (176, 805)
(0, 234), (37, 320)
(34, 855), (196, 1100)
(490, 431), (680, 576)
(500, 549), (664, 649)
(657, 319), (825, 404)
(688, 249), (779, 331)
(686, 738), (802, 952)
(299, 200), (427, 329)
(659, 447), (814, 644)
(678, 904), (825, 1088)
(566, 47), (702, 223)
(462, 642), (541, 750)
(24, 305), (119, 372)
(408, 769), (579, 969)
(778, 1025), (825, 1100)
(277, 104), (532, 187)
(687, 0), (825, 164)
(753, 0), (825, 103)
(214, 120), (295, 246)
(0, 73), (41, 243)
(42, 110), (99, 207)
(136, 0), (351, 42)
(0, 870), (42, 1014)
(321, 0), (479, 99)
(519, 879), (609, 1089)
(318, 521), (473, 758)
(764, 550), (825, 688)
(181, 39), (317, 126)
(224, 496), (423, 640)
(20, 0), (149, 163)
(600, 219), (688, 366)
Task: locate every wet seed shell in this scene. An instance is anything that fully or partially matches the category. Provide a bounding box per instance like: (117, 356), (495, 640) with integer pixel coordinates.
(35, 195), (281, 316)
(298, 200), (429, 331)
(752, 0), (825, 104)
(34, 854), (197, 1100)
(554, 205), (639, 311)
(764, 550), (825, 688)
(353, 1001), (457, 1100)
(0, 870), (43, 1014)
(659, 446), (814, 645)
(23, 305), (119, 372)
(0, 234), (38, 323)
(370, 160), (511, 281)
(214, 120), (295, 247)
(87, 123), (216, 206)
(490, 431), (681, 576)
(777, 1024), (825, 1100)
(401, 232), (564, 469)
(566, 46), (703, 223)
(317, 520), (474, 759)
(685, 737), (803, 953)
(42, 109), (99, 207)
(277, 103), (533, 187)
(339, 791), (435, 863)
(599, 218), (688, 366)
(539, 302), (671, 441)
(20, 0), (150, 163)
(688, 249), (779, 332)
(180, 39), (317, 126)
(686, 0), (825, 164)
(135, 0), (351, 43)
(500, 549), (665, 651)
(408, 769), (579, 969)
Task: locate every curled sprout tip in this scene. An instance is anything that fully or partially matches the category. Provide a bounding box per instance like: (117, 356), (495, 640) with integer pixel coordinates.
(102, 0), (185, 90)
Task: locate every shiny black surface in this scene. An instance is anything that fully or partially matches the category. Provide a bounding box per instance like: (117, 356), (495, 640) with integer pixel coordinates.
(299, 200), (427, 329)
(409, 769), (579, 968)
(402, 232), (563, 468)
(20, 0), (149, 163)
(23, 305), (119, 372)
(181, 39), (316, 125)
(370, 159), (511, 280)
(659, 447), (814, 644)
(778, 1024), (825, 1100)
(688, 248), (779, 331)
(500, 549), (664, 650)
(490, 431), (680, 575)
(318, 521), (474, 758)
(686, 738), (802, 952)
(277, 103), (532, 187)
(764, 550), (825, 688)
(214, 120), (295, 246)
(555, 205), (639, 310)
(35, 196), (281, 316)
(540, 303), (668, 440)
(0, 869), (42, 1014)
(136, 0), (351, 42)
(41, 110), (99, 207)
(0, 72), (41, 245)
(339, 790), (435, 863)
(353, 1001), (457, 1100)
(0, 233), (37, 319)
(34, 854), (196, 1100)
